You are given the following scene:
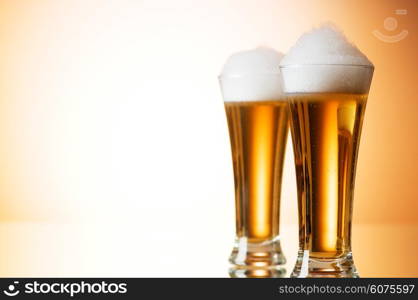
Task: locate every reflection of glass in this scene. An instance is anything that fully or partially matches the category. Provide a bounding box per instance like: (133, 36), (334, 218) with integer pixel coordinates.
(281, 64), (374, 278)
(229, 266), (286, 278)
(219, 74), (288, 276)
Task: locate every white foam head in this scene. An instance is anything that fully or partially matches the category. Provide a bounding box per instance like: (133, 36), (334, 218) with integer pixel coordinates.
(280, 24), (374, 94)
(219, 47), (285, 102)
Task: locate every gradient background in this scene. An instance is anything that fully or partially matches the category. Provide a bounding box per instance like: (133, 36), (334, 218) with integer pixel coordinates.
(0, 0), (417, 277)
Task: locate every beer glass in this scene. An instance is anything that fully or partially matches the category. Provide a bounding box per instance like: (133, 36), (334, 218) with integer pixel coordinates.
(280, 64), (374, 277)
(219, 73), (288, 277)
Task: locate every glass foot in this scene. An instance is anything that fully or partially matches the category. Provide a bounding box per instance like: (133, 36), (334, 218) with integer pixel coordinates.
(229, 236), (286, 269)
(291, 250), (359, 278)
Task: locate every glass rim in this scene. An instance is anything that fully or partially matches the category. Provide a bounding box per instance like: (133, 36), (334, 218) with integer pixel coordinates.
(279, 63), (374, 69)
(218, 72), (282, 80)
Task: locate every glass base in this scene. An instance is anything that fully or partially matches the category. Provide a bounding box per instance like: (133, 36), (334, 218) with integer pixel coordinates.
(229, 236), (286, 269)
(291, 250), (359, 278)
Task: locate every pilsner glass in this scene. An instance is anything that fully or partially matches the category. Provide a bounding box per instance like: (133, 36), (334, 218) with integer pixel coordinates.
(219, 73), (288, 277)
(280, 64), (374, 277)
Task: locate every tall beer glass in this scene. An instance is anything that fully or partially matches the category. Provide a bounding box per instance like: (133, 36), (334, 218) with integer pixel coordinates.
(219, 71), (288, 277)
(281, 64), (374, 277)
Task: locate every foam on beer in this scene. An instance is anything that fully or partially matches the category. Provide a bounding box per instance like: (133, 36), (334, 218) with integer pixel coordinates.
(219, 47), (285, 102)
(280, 25), (374, 94)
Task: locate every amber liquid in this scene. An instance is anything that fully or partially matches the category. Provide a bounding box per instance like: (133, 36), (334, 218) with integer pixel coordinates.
(225, 101), (289, 243)
(288, 93), (367, 258)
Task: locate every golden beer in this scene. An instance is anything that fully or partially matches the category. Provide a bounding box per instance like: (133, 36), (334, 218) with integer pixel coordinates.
(287, 91), (370, 277)
(280, 25), (374, 277)
(289, 93), (367, 258)
(225, 101), (288, 242)
(219, 47), (288, 276)
(225, 100), (288, 268)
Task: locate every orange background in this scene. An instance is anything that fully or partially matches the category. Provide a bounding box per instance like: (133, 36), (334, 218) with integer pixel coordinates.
(0, 0), (417, 277)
